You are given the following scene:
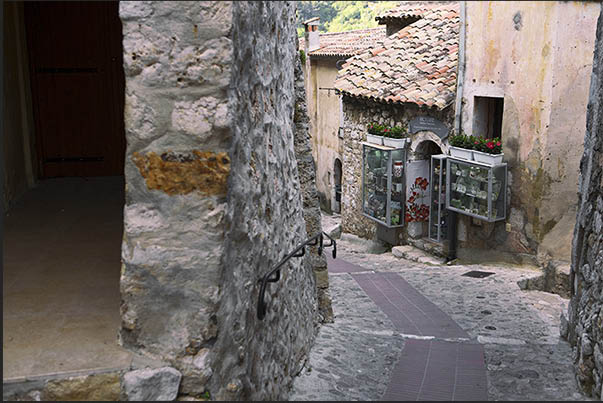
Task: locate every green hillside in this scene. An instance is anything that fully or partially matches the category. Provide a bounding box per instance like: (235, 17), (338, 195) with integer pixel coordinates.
(297, 1), (399, 36)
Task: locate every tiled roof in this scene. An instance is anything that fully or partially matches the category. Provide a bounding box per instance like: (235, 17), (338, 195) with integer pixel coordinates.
(376, 1), (453, 21)
(335, 2), (459, 110)
(299, 27), (387, 58)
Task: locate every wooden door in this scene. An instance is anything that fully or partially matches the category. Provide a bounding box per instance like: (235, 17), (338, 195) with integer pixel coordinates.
(25, 1), (125, 178)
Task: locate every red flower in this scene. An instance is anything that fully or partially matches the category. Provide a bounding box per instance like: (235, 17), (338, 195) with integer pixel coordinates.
(496, 141), (501, 146)
(486, 141), (494, 149)
(474, 141), (478, 144)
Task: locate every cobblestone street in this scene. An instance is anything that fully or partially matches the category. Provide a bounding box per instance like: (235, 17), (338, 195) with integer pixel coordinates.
(290, 231), (592, 401)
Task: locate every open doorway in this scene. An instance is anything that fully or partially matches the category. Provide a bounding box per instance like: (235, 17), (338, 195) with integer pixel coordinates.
(333, 158), (342, 214)
(3, 1), (129, 381)
(407, 140), (444, 240)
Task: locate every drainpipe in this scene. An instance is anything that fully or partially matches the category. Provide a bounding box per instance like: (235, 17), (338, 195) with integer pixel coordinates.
(448, 0), (466, 262)
(453, 1), (466, 136)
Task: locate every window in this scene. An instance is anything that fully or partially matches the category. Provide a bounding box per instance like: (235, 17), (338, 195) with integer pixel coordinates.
(473, 96), (504, 139)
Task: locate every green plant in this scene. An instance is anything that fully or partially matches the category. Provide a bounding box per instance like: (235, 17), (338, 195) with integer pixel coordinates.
(473, 137), (487, 152)
(463, 135), (477, 150)
(388, 125), (407, 139)
(367, 123), (385, 135)
(367, 123), (407, 138)
(484, 137), (502, 154)
(299, 49), (306, 64)
(449, 133), (466, 147)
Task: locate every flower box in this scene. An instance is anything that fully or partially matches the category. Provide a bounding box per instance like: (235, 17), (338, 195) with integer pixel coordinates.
(473, 150), (504, 165)
(366, 133), (383, 145)
(383, 137), (408, 148)
(449, 146), (473, 161)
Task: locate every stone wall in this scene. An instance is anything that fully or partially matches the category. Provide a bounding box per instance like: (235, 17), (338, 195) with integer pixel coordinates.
(120, 1), (318, 399)
(119, 1), (232, 397)
(340, 96), (454, 241)
(209, 2), (317, 400)
(565, 6), (603, 399)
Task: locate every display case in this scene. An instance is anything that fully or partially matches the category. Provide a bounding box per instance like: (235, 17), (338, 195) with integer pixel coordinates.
(429, 155), (448, 242)
(362, 143), (406, 227)
(446, 157), (507, 222)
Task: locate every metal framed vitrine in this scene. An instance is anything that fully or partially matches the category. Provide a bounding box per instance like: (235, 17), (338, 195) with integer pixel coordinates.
(429, 155), (448, 242)
(361, 142), (406, 228)
(446, 157), (507, 222)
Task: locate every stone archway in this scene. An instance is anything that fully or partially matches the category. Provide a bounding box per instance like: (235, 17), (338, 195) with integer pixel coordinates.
(409, 130), (448, 156)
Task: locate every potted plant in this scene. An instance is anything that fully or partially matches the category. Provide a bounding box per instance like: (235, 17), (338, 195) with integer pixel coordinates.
(472, 137), (504, 165)
(382, 125), (409, 148)
(448, 133), (474, 160)
(367, 123), (385, 145)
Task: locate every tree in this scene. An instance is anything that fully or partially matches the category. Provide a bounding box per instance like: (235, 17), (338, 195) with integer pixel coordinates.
(296, 1), (398, 37)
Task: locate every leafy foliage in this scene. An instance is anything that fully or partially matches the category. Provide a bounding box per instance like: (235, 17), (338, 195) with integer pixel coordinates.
(297, 1), (398, 37)
(367, 123), (408, 139)
(449, 133), (503, 154)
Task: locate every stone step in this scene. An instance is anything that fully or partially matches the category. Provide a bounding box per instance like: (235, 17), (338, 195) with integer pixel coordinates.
(391, 245), (446, 265)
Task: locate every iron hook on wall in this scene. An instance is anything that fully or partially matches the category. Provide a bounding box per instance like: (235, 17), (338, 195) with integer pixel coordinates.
(257, 231), (337, 320)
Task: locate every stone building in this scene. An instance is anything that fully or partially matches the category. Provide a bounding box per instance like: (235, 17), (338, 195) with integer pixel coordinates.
(564, 5), (603, 399)
(300, 20), (386, 213)
(333, 1), (600, 267)
(334, 1), (460, 247)
(3, 1), (327, 400)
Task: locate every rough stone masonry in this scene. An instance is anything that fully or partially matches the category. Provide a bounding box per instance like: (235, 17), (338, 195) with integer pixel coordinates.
(119, 1), (325, 400)
(565, 5), (603, 400)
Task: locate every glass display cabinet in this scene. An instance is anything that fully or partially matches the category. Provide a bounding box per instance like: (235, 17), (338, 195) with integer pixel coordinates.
(446, 157), (507, 222)
(429, 155), (448, 242)
(362, 143), (406, 228)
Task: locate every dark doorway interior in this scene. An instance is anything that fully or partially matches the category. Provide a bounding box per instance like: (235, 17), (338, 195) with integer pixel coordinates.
(334, 158), (342, 214)
(3, 2), (129, 381)
(473, 96), (504, 140)
(24, 1), (125, 178)
(413, 140), (444, 240)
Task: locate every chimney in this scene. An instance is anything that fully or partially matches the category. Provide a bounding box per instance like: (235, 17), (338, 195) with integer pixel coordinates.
(303, 17), (320, 53)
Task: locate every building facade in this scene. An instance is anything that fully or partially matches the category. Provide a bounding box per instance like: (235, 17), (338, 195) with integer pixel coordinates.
(333, 1), (600, 267)
(457, 1), (600, 265)
(301, 20), (386, 213)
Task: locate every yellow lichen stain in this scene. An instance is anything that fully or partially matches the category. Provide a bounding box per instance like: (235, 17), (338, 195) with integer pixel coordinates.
(541, 43), (550, 58)
(557, 157), (565, 179)
(132, 150), (230, 196)
(487, 2), (493, 22)
(484, 39), (500, 80)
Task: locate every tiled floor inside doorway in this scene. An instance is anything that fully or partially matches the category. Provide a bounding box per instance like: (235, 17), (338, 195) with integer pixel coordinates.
(3, 177), (132, 381)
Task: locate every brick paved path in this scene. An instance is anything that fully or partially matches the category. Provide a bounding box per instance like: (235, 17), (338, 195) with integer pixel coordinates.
(329, 256), (488, 401)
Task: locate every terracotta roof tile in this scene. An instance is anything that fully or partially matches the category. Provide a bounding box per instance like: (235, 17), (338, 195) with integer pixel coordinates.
(376, 1), (450, 21)
(298, 27), (387, 58)
(335, 2), (459, 110)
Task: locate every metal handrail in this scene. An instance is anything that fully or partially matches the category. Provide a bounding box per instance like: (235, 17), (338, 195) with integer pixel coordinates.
(257, 231), (337, 320)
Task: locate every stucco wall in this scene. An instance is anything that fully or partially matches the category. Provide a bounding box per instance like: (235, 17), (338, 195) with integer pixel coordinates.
(307, 58), (343, 212)
(566, 6), (603, 399)
(293, 53), (332, 324)
(460, 1), (599, 263)
(3, 1), (35, 209)
(340, 96), (454, 241)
